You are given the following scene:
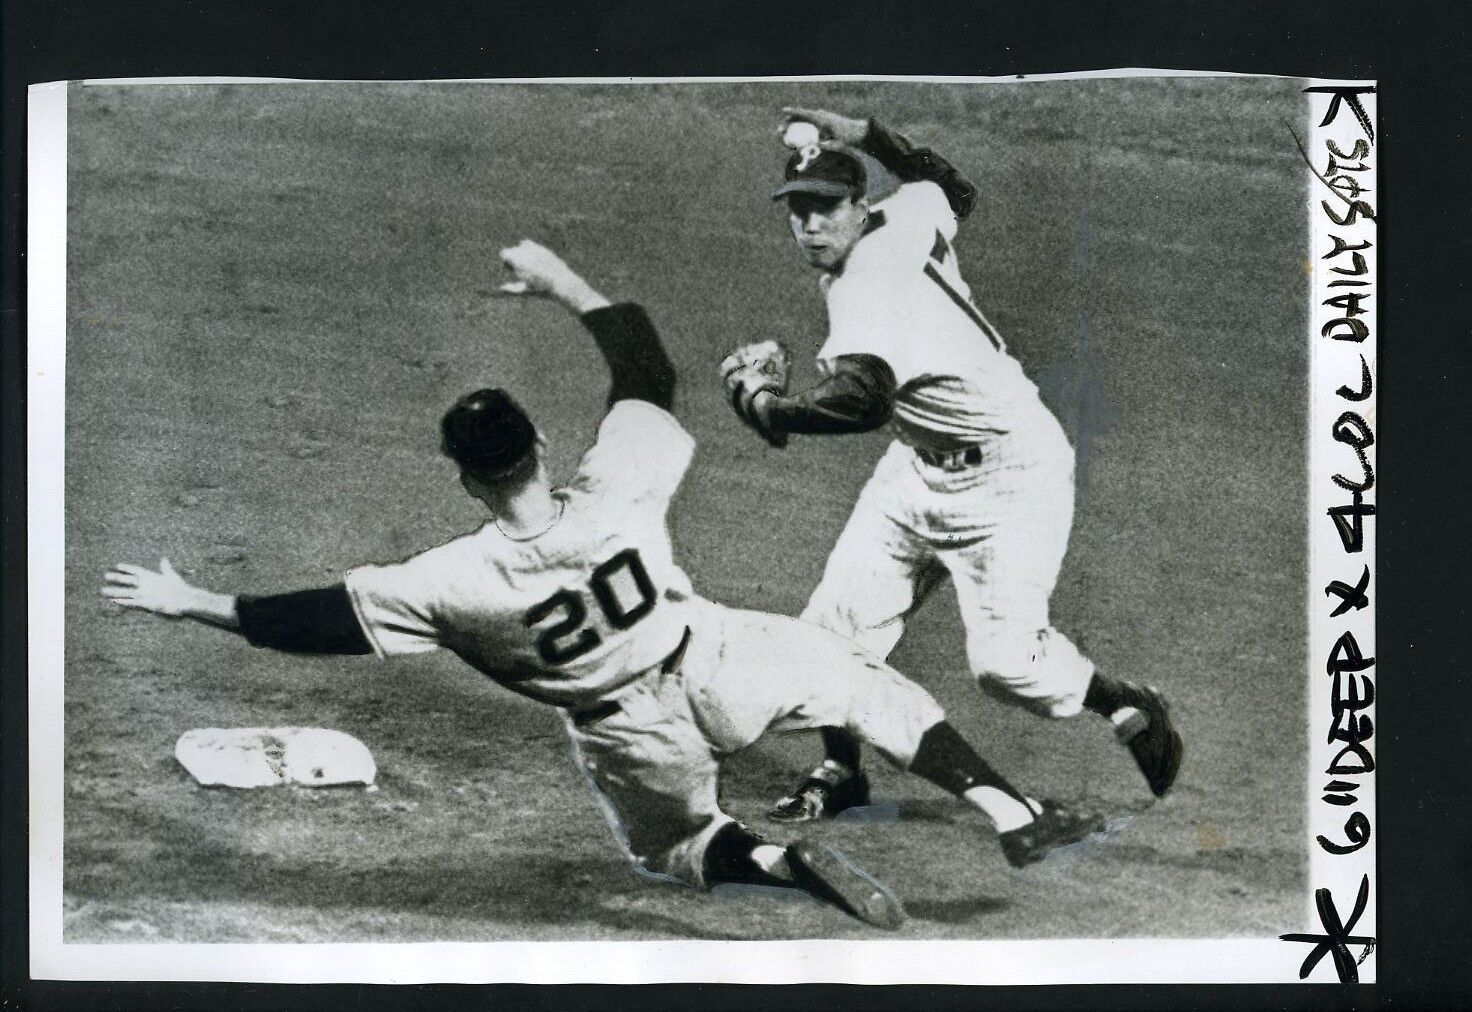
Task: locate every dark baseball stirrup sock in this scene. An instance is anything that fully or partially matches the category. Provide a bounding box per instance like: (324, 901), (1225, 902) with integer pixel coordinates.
(1083, 673), (1145, 718)
(908, 722), (1029, 806)
(819, 726), (863, 775)
(703, 822), (793, 889)
(910, 722), (1040, 832)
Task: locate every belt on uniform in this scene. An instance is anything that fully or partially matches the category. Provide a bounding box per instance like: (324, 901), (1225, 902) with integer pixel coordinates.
(914, 444), (983, 470)
(567, 625), (692, 728)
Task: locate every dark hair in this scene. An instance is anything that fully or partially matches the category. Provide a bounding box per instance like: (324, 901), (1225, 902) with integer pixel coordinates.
(440, 388), (538, 481)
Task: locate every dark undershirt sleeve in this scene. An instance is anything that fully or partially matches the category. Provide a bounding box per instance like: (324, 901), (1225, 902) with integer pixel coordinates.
(579, 303), (677, 410)
(757, 354), (896, 436)
(860, 119), (977, 220)
(236, 584), (374, 655)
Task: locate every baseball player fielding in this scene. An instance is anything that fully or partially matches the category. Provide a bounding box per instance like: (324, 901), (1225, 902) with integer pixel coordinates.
(720, 106), (1185, 823)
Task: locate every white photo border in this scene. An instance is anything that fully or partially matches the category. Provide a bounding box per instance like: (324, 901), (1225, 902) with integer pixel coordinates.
(28, 72), (1376, 985)
(1290, 83), (1377, 984)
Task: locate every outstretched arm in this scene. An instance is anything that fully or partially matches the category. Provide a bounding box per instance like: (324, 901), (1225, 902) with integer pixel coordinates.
(781, 107), (977, 219)
(498, 239), (677, 410)
(104, 559), (240, 627)
(103, 559), (372, 655)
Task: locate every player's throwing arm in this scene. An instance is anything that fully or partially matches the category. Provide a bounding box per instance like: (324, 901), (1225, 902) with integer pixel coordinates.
(727, 107), (1184, 825)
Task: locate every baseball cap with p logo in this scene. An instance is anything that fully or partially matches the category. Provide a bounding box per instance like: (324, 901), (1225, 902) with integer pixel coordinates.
(772, 143), (868, 201)
(772, 142), (901, 204)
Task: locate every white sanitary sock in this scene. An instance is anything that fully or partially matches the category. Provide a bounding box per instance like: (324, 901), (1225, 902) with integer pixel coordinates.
(751, 843), (792, 879)
(964, 786), (1042, 833)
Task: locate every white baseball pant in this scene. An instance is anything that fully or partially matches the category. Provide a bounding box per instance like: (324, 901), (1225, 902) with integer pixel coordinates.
(802, 409), (1095, 718)
(565, 599), (944, 887)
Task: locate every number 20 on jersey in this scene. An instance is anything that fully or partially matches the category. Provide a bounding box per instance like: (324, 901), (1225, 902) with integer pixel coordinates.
(522, 549), (658, 665)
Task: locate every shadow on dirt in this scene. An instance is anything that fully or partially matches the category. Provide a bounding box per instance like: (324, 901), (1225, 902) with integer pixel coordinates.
(906, 895), (1012, 925)
(66, 803), (751, 940)
(1095, 841), (1304, 893)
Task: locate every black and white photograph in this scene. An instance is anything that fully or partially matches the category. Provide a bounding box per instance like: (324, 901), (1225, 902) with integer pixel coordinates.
(26, 72), (1376, 984)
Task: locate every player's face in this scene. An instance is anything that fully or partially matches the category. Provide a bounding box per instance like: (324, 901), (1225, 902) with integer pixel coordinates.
(786, 193), (868, 270)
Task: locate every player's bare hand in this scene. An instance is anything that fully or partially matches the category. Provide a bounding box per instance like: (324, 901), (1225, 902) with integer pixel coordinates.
(497, 239), (579, 297)
(497, 239), (611, 314)
(780, 107), (869, 146)
(102, 558), (195, 618)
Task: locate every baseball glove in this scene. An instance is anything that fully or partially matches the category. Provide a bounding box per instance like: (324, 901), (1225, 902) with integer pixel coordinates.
(720, 340), (792, 448)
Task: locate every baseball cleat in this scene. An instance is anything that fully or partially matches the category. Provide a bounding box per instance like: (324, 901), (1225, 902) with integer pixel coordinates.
(786, 840), (905, 930)
(998, 800), (1107, 868)
(1115, 683), (1184, 797)
(768, 761), (870, 823)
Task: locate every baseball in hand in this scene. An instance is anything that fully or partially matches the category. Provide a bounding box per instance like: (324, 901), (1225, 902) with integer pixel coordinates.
(782, 120), (822, 149)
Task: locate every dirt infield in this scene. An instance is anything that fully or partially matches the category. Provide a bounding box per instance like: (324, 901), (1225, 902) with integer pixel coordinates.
(61, 78), (1307, 942)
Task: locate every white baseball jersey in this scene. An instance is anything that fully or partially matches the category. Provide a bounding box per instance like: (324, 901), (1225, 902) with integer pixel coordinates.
(802, 181), (1094, 719)
(346, 398), (950, 889)
(818, 180), (1046, 450)
(345, 400), (698, 710)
